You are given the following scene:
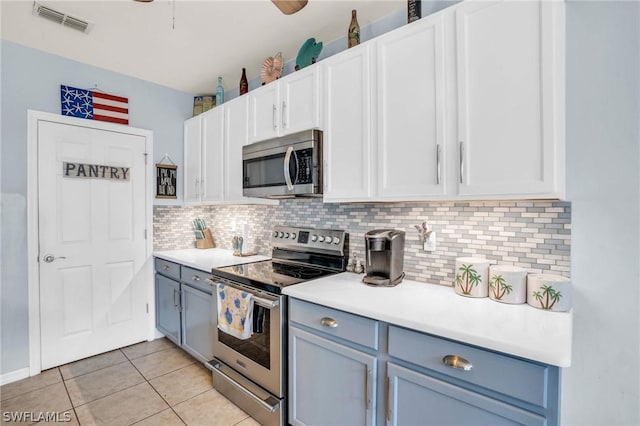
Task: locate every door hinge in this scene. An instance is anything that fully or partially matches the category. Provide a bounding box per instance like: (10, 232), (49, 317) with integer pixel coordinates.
(146, 303), (149, 314)
(144, 152), (148, 165)
(144, 229), (147, 240)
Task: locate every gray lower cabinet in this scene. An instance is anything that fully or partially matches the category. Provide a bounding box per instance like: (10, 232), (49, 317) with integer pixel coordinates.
(155, 257), (214, 363)
(155, 273), (181, 345)
(288, 298), (560, 426)
(387, 363), (545, 426)
(181, 283), (214, 362)
(289, 327), (377, 426)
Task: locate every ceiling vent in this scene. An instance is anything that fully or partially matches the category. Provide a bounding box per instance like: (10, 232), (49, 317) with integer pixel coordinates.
(32, 2), (93, 34)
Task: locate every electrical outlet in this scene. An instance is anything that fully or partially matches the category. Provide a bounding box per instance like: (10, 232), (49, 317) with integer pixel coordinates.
(423, 232), (437, 252)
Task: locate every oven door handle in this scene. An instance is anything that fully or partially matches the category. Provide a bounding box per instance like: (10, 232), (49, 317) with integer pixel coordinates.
(284, 146), (294, 190)
(214, 279), (280, 309)
(206, 360), (280, 414)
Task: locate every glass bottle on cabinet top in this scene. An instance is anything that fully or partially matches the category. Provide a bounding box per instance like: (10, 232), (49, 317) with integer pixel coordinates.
(348, 9), (360, 48)
(240, 68), (248, 95)
(216, 76), (225, 105)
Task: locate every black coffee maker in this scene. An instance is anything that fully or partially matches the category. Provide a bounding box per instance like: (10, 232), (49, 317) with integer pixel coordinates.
(362, 229), (405, 287)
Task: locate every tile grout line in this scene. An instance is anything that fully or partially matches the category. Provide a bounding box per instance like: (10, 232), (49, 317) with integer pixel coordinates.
(59, 368), (81, 426)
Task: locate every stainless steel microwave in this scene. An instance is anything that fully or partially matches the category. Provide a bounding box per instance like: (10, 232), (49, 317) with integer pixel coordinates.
(242, 129), (323, 198)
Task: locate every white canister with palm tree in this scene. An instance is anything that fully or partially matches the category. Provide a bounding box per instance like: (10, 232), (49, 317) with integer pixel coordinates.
(454, 257), (490, 298)
(488, 265), (528, 304)
(527, 274), (572, 312)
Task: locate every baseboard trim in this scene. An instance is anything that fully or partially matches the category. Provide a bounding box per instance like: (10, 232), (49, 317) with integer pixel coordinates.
(0, 367), (30, 386)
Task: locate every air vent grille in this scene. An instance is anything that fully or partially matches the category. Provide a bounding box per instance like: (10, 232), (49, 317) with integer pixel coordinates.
(32, 2), (93, 34)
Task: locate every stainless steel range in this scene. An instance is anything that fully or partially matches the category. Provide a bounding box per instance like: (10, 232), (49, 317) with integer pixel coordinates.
(206, 226), (348, 426)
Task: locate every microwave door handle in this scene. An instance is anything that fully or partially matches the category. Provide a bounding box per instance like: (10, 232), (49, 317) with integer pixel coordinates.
(284, 146), (294, 190)
(292, 149), (300, 185)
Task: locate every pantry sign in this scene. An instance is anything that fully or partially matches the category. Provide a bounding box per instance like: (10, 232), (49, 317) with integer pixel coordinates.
(63, 162), (130, 181)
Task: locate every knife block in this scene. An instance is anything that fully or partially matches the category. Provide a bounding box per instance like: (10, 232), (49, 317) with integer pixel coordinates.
(196, 228), (215, 249)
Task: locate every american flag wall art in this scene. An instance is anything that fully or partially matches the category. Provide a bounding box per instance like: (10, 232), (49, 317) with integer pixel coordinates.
(60, 85), (129, 125)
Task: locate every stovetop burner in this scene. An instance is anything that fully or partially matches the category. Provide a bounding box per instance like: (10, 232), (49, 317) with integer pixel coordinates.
(211, 226), (349, 294)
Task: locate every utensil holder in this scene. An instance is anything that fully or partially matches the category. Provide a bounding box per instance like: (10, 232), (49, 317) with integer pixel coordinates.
(527, 274), (571, 312)
(196, 228), (215, 249)
(488, 265), (527, 304)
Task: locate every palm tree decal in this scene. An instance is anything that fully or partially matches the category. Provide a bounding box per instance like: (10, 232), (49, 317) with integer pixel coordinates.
(456, 264), (481, 295)
(532, 284), (562, 310)
(489, 274), (512, 300)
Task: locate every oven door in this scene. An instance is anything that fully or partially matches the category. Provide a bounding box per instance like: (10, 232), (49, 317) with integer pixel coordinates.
(211, 276), (285, 398)
(242, 139), (320, 198)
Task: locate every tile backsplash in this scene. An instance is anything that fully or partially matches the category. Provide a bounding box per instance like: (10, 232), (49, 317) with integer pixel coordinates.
(154, 199), (571, 286)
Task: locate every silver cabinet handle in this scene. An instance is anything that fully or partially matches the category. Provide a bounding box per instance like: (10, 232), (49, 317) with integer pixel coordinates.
(436, 144), (441, 185)
(272, 104), (277, 131)
(386, 376), (391, 421)
(282, 100), (287, 129)
(364, 366), (370, 410)
(283, 146), (294, 190)
(323, 160), (328, 191)
(320, 317), (338, 328)
(162, 264), (170, 271)
(459, 141), (465, 184)
(42, 254), (66, 263)
(443, 355), (473, 371)
(173, 288), (179, 308)
(191, 275), (200, 281)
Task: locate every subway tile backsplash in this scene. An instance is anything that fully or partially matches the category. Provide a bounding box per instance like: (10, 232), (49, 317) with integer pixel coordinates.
(154, 199), (571, 286)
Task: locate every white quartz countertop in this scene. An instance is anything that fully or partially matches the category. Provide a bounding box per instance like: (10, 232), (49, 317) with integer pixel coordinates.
(283, 272), (572, 367)
(153, 248), (270, 272)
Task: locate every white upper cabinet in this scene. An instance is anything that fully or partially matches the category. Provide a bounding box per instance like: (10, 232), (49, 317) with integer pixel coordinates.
(183, 115), (203, 205)
(376, 14), (447, 200)
(183, 98), (278, 206)
(322, 44), (375, 202)
(184, 108), (224, 205)
(455, 0), (565, 198)
(200, 107), (224, 203)
(248, 65), (321, 143)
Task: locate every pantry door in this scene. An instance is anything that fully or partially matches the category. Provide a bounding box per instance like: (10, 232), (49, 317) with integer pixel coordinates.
(36, 114), (151, 370)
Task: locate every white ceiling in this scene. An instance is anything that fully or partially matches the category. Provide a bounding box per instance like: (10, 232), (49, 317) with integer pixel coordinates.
(1, 0), (405, 94)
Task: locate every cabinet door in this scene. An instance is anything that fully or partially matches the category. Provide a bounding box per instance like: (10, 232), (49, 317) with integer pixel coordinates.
(387, 363), (546, 426)
(289, 327), (376, 426)
(248, 83), (280, 143)
(155, 274), (181, 345)
(281, 66), (321, 135)
(456, 0), (564, 198)
(377, 14), (447, 199)
(181, 284), (213, 362)
(200, 108), (224, 203)
(183, 116), (202, 204)
(323, 44), (375, 202)
(224, 96), (248, 202)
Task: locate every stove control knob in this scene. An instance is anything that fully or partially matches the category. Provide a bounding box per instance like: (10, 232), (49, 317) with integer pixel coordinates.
(311, 235), (318, 242)
(325, 236), (333, 243)
(273, 231), (278, 237)
(318, 236), (325, 242)
(291, 233), (297, 239)
(333, 237), (341, 245)
(278, 232), (284, 238)
(285, 232), (290, 238)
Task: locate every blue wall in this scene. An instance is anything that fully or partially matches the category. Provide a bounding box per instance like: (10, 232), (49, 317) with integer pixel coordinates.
(0, 40), (194, 374)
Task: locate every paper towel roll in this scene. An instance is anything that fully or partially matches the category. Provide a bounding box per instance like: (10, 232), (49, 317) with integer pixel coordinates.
(527, 274), (572, 312)
(488, 265), (527, 304)
(454, 257), (490, 298)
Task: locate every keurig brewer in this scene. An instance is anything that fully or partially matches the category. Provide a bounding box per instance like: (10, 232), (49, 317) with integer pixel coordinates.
(362, 229), (405, 287)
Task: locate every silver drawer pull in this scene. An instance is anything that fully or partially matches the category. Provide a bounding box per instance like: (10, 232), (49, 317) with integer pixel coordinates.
(162, 265), (170, 271)
(192, 275), (200, 281)
(321, 317), (338, 328)
(443, 355), (473, 371)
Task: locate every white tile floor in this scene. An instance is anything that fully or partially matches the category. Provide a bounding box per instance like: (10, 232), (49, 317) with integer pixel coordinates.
(0, 339), (260, 426)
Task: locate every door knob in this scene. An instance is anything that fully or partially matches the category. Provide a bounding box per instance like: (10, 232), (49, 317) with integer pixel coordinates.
(42, 254), (66, 263)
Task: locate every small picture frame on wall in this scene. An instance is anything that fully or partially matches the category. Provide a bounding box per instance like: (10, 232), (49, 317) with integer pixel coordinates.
(156, 160), (177, 199)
